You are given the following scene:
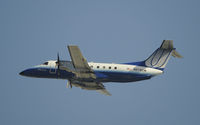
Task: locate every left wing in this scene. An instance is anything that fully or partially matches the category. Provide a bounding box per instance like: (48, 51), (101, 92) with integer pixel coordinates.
(68, 45), (92, 72)
(67, 45), (96, 79)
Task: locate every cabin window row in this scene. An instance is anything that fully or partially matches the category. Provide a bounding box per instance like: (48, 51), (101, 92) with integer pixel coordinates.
(90, 66), (117, 70)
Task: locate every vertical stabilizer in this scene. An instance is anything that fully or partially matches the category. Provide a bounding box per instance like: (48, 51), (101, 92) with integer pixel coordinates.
(145, 40), (182, 70)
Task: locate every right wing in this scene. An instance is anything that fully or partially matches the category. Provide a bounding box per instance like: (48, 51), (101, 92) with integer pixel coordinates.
(71, 81), (111, 96)
(96, 89), (111, 96)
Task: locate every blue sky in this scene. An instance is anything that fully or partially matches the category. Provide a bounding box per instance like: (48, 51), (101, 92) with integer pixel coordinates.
(1, 0), (200, 125)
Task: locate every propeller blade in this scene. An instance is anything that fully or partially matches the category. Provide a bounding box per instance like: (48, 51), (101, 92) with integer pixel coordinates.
(66, 82), (69, 88)
(70, 82), (72, 88)
(57, 53), (60, 62)
(57, 52), (60, 75)
(66, 80), (72, 88)
(66, 83), (69, 88)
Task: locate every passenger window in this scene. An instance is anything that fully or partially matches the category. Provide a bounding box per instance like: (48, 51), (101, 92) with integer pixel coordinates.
(103, 66), (105, 69)
(114, 67), (117, 69)
(97, 66), (99, 68)
(109, 66), (111, 69)
(90, 65), (93, 68)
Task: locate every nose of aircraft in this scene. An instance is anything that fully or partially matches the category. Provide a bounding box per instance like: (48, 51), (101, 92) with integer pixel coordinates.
(19, 71), (25, 76)
(19, 69), (29, 76)
(19, 69), (34, 77)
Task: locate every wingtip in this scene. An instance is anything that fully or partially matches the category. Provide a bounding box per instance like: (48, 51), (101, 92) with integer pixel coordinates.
(96, 89), (112, 96)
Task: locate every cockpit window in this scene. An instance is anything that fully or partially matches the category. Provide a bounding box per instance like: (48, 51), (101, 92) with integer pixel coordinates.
(43, 62), (48, 65)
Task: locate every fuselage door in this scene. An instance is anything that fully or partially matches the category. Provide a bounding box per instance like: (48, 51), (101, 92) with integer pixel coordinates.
(49, 61), (57, 74)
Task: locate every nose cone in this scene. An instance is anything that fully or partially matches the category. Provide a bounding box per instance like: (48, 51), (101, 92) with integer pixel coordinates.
(19, 69), (30, 76)
(19, 71), (25, 76)
(19, 68), (35, 77)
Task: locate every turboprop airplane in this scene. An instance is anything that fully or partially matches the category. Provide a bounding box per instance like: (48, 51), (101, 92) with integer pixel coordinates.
(19, 40), (182, 96)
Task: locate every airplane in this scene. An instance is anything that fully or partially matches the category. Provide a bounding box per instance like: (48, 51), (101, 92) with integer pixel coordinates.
(19, 40), (182, 96)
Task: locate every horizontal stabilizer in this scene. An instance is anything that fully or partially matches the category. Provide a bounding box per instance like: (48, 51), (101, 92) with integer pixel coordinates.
(172, 50), (183, 58)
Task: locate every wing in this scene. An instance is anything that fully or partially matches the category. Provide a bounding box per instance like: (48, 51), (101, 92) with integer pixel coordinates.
(71, 81), (111, 96)
(63, 46), (111, 96)
(68, 45), (91, 72)
(67, 45), (96, 79)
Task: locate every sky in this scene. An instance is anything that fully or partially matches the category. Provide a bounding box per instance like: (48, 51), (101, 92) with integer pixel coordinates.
(0, 0), (200, 125)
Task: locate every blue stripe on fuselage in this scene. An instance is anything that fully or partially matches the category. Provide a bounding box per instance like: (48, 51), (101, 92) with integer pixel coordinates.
(94, 70), (151, 82)
(21, 67), (74, 79)
(22, 67), (152, 82)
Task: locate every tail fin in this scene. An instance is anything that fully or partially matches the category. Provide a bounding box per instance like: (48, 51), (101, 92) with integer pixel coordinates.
(145, 40), (182, 70)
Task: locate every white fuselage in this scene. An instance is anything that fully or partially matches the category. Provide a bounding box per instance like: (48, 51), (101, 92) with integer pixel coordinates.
(31, 60), (163, 82)
(88, 62), (163, 76)
(36, 60), (163, 76)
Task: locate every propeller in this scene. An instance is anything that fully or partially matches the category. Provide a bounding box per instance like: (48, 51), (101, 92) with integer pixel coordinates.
(56, 53), (72, 88)
(57, 53), (60, 75)
(66, 80), (72, 88)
